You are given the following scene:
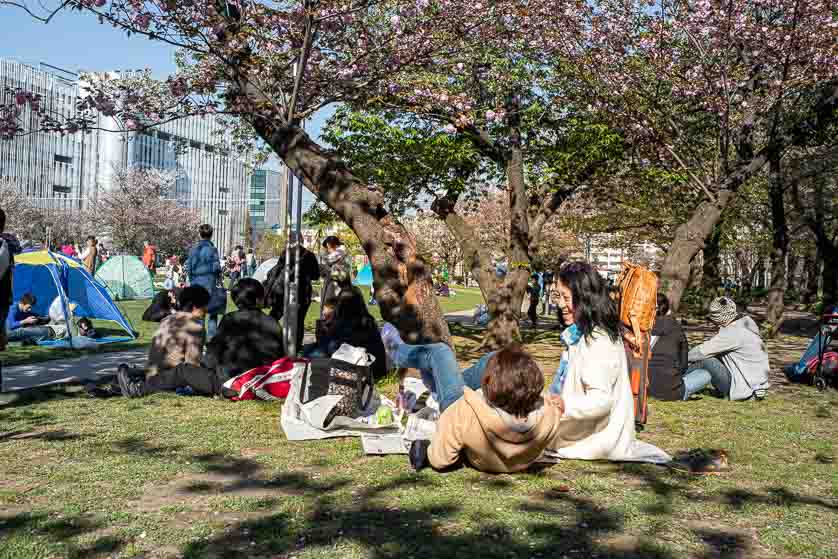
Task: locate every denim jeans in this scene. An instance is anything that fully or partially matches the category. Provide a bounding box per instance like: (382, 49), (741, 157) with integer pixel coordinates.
(389, 342), (494, 411)
(682, 357), (732, 400)
(7, 326), (51, 344)
(205, 315), (218, 340)
(786, 332), (826, 379)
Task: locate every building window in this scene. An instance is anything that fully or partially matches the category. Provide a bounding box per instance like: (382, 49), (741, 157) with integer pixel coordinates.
(54, 154), (72, 164)
(53, 185), (71, 194)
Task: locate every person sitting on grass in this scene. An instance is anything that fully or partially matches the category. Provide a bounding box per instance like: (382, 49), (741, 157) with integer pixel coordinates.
(546, 262), (670, 464)
(681, 296), (770, 401)
(117, 286), (224, 398)
(5, 293), (51, 345)
(47, 296), (78, 340)
(142, 289), (179, 322)
(380, 325), (562, 474)
(205, 278), (284, 377)
(304, 286), (388, 381)
(647, 293), (689, 401)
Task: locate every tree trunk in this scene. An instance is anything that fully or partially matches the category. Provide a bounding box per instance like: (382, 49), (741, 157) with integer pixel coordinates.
(787, 251), (800, 294)
(700, 224), (723, 295)
(483, 137), (531, 349)
(661, 192), (733, 312)
(764, 151), (789, 338)
(687, 252), (703, 290)
(735, 248), (754, 296)
(802, 249), (820, 305)
(821, 243), (838, 310)
(257, 123), (450, 345)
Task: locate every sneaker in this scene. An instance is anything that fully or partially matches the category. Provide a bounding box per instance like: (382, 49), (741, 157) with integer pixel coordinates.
(380, 322), (404, 358)
(116, 364), (145, 398)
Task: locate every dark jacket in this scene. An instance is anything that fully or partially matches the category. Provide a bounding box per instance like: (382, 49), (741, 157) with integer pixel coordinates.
(648, 315), (688, 401)
(316, 314), (388, 381)
(142, 291), (174, 322)
(264, 247), (320, 316)
(186, 239), (221, 291)
(205, 309), (285, 372)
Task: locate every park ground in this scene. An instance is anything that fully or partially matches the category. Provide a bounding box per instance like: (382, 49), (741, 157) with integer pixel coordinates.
(0, 290), (837, 559)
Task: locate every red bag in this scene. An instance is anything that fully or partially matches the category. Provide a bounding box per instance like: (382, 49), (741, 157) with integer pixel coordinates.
(223, 358), (306, 401)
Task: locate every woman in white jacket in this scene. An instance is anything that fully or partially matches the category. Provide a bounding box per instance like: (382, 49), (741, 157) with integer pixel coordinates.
(548, 262), (670, 464)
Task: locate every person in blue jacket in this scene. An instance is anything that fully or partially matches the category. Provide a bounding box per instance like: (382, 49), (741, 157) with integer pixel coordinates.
(6, 293), (51, 345)
(186, 224), (222, 338)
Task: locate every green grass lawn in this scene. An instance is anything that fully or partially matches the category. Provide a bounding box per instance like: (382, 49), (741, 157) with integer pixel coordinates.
(0, 322), (836, 559)
(3, 286), (486, 367)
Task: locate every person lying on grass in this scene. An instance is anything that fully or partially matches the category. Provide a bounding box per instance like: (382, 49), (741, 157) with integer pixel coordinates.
(117, 285), (225, 398)
(379, 326), (562, 474)
(681, 296), (770, 401)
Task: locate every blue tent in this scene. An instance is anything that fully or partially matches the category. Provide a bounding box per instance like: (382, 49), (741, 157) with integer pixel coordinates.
(353, 263), (373, 287)
(14, 250), (136, 346)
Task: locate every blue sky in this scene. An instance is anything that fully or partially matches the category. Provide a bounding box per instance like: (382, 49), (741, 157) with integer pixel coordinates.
(2, 6), (333, 209)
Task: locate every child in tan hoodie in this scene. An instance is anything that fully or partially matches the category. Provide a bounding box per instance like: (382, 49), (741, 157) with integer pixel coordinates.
(381, 323), (562, 474)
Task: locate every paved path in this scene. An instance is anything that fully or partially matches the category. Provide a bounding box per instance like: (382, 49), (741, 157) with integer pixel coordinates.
(2, 349), (148, 392)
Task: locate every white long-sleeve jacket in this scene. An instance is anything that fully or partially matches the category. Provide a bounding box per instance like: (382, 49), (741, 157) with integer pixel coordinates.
(550, 328), (671, 464)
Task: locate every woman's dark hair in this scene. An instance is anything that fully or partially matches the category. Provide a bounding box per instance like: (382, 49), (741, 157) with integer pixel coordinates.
(335, 286), (372, 323)
(178, 285), (210, 312)
(482, 345), (544, 417)
(557, 261), (619, 342)
(656, 293), (670, 317)
(322, 235), (342, 249)
(199, 224), (213, 239)
(232, 278), (265, 310)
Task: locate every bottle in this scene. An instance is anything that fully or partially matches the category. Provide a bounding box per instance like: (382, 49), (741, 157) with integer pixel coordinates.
(396, 384), (406, 411)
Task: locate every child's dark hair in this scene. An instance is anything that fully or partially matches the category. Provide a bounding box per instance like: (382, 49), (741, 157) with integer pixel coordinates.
(232, 278), (265, 310)
(20, 293), (36, 306)
(178, 285), (210, 312)
(78, 317), (92, 328)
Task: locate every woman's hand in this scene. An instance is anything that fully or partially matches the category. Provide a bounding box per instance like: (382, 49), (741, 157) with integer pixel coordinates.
(547, 394), (565, 415)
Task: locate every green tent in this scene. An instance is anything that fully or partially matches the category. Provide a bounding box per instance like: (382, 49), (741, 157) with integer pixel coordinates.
(94, 255), (155, 301)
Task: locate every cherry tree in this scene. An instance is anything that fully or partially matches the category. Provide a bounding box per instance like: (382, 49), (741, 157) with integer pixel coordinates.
(2, 0), (611, 345)
(566, 0), (838, 311)
(90, 167), (201, 257)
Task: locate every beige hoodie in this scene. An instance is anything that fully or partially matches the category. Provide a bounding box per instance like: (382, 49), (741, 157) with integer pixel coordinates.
(428, 388), (562, 473)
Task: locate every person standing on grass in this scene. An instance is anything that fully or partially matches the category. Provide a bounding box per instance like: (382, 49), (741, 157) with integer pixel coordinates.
(186, 224), (222, 339)
(79, 235), (98, 275)
(245, 248), (257, 278)
(117, 286), (226, 398)
(682, 297), (770, 401)
(142, 240), (158, 273)
(319, 235), (353, 311)
(264, 232), (320, 352)
(0, 208), (21, 352)
(229, 245), (244, 284)
(527, 273), (541, 326)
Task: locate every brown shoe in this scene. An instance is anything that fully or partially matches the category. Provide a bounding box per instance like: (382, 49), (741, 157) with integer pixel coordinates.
(669, 449), (730, 475)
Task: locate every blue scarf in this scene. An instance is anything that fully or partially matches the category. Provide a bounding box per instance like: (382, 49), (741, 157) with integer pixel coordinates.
(549, 323), (583, 395)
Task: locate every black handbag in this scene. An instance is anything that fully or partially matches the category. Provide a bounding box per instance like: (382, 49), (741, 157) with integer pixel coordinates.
(301, 358), (374, 426)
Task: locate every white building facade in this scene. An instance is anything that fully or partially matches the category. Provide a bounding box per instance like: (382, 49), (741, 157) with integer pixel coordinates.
(1, 59), (252, 255)
(0, 59), (100, 210)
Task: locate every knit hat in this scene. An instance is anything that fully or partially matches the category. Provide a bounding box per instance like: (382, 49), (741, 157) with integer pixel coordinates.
(708, 297), (737, 326)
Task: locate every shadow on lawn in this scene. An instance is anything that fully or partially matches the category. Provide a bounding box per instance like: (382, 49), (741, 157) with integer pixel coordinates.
(0, 511), (125, 559)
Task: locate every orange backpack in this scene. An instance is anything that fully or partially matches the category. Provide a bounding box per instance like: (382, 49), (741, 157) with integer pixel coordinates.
(615, 263), (659, 428)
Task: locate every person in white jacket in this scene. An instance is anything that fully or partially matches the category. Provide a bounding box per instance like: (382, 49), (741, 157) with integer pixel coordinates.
(682, 297), (770, 401)
(547, 262), (670, 464)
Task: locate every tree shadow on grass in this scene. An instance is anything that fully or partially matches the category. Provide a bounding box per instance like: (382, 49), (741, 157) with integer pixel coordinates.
(0, 511), (125, 559)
